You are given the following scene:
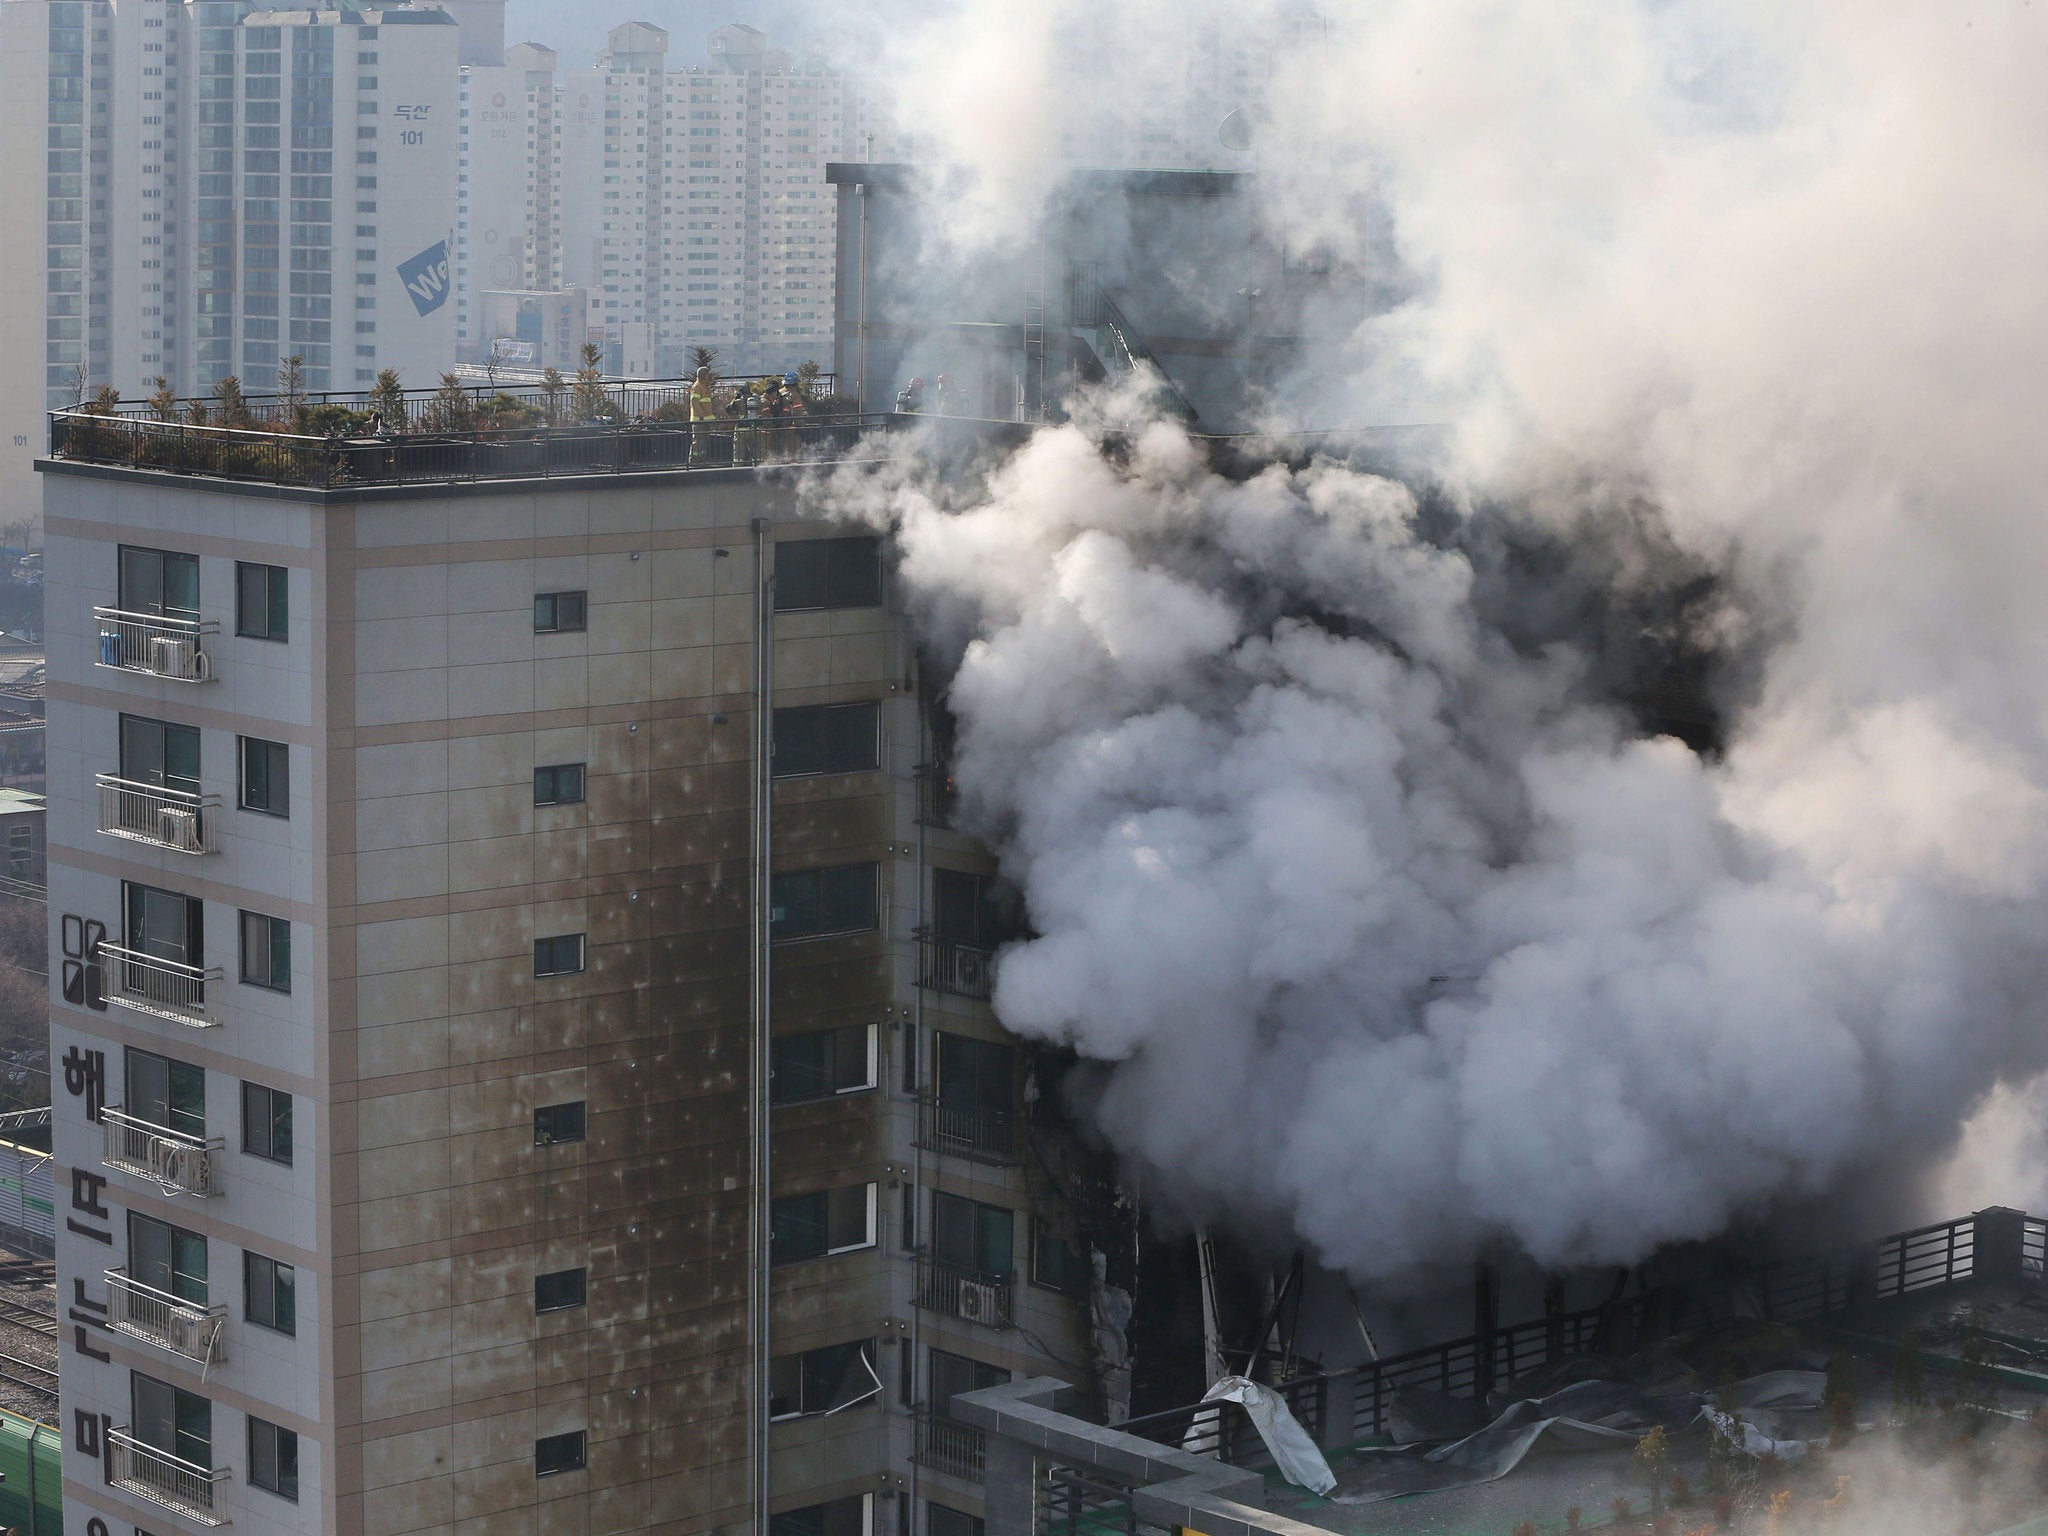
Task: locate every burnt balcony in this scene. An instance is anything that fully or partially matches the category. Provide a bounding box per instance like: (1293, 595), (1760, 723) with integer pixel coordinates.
(107, 1427), (230, 1525)
(919, 936), (994, 1001)
(105, 1268), (227, 1369)
(96, 775), (221, 855)
(914, 1094), (1018, 1166)
(912, 1409), (987, 1483)
(916, 762), (957, 829)
(98, 943), (222, 1027)
(102, 1107), (223, 1198)
(915, 1255), (1015, 1330)
(92, 607), (217, 683)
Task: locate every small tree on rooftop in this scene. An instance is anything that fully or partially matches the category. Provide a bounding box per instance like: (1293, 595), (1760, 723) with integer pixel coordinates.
(795, 358), (821, 400)
(209, 374), (253, 428)
(690, 344), (720, 375)
(539, 365), (566, 425)
(277, 353), (309, 431)
(146, 376), (178, 422)
(421, 372), (476, 431)
(84, 385), (120, 416)
(367, 368), (406, 428)
(1635, 1426), (1671, 1515)
(571, 342), (610, 423)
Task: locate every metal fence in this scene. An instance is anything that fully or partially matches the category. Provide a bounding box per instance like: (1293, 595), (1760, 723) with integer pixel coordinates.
(107, 1427), (228, 1525)
(919, 936), (996, 1001)
(914, 1093), (1018, 1165)
(914, 1410), (988, 1483)
(915, 1254), (1015, 1330)
(1041, 1464), (1143, 1536)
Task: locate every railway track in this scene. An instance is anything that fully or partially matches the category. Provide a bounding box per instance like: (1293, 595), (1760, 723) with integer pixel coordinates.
(0, 1349), (56, 1401)
(0, 1293), (55, 1337)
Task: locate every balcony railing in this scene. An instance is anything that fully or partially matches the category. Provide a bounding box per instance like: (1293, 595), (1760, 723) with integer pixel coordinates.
(96, 775), (222, 855)
(92, 607), (217, 682)
(108, 1427), (230, 1525)
(915, 1255), (1015, 1329)
(98, 943), (222, 1027)
(914, 1410), (987, 1483)
(916, 763), (957, 829)
(102, 1107), (223, 1198)
(919, 936), (995, 1001)
(106, 1269), (227, 1369)
(914, 1094), (1018, 1165)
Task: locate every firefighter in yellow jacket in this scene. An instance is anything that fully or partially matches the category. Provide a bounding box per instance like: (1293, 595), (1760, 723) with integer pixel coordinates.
(687, 365), (718, 465)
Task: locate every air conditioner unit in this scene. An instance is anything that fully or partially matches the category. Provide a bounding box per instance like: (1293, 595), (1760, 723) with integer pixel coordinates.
(157, 807), (202, 852)
(150, 635), (206, 680)
(956, 1280), (1002, 1326)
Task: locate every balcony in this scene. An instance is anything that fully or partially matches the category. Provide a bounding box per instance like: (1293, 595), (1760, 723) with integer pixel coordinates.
(92, 607), (217, 683)
(914, 1094), (1018, 1166)
(98, 943), (222, 1027)
(915, 1255), (1014, 1330)
(106, 1268), (228, 1369)
(913, 1410), (987, 1483)
(107, 1427), (230, 1526)
(919, 936), (995, 1001)
(96, 776), (221, 855)
(916, 763), (956, 829)
(102, 1107), (223, 1198)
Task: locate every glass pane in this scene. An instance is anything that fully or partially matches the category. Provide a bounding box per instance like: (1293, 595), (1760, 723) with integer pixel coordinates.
(772, 1193), (826, 1262)
(826, 1185), (868, 1250)
(132, 1373), (175, 1451)
(270, 1092), (294, 1162)
(238, 563), (267, 634)
(129, 1212), (173, 1293)
(274, 1263), (296, 1333)
(978, 1206), (1013, 1276)
(268, 566), (289, 638)
(120, 716), (165, 784)
(171, 1227), (208, 1304)
(173, 1386), (212, 1466)
(771, 1033), (829, 1103)
(163, 553), (201, 620)
(126, 1049), (170, 1126)
(167, 1059), (206, 1138)
(269, 918), (291, 989)
(164, 723), (201, 792)
(119, 547), (163, 615)
(831, 1026), (870, 1093)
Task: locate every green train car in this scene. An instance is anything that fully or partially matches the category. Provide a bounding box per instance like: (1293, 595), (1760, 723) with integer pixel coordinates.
(0, 1405), (62, 1534)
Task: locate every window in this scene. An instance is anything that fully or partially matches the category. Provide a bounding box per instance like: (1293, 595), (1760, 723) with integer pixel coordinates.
(769, 1024), (875, 1105)
(774, 536), (882, 612)
(767, 1339), (880, 1420)
(243, 1081), (293, 1165)
(535, 1267), (587, 1312)
(773, 1496), (872, 1536)
(119, 714), (200, 796)
(926, 1506), (983, 1536)
(129, 1210), (208, 1305)
(249, 1415), (300, 1500)
(929, 1349), (1010, 1425)
(132, 1372), (211, 1470)
(772, 701), (879, 777)
(534, 1101), (586, 1146)
(239, 736), (289, 816)
(932, 1192), (1014, 1278)
(1032, 1218), (1090, 1295)
(124, 1046), (204, 1139)
(245, 1251), (296, 1335)
(533, 590), (587, 633)
(769, 864), (877, 942)
(770, 1183), (874, 1265)
(124, 881), (201, 969)
(534, 763), (585, 806)
(240, 910), (291, 992)
(118, 545), (200, 621)
(933, 870), (1019, 949)
(535, 1429), (586, 1476)
(235, 561), (288, 640)
(534, 933), (586, 976)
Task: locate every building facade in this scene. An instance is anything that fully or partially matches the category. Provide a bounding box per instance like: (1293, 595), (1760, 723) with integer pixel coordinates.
(42, 405), (1114, 1533)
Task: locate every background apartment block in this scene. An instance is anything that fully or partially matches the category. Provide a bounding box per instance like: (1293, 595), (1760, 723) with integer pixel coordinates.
(457, 21), (890, 380)
(41, 414), (1108, 1533)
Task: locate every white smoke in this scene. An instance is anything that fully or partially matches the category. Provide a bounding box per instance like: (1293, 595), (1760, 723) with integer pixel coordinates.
(835, 0), (2048, 1283)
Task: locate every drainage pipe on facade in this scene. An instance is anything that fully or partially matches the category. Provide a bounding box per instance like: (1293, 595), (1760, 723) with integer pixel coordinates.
(752, 518), (777, 1536)
(907, 637), (928, 1536)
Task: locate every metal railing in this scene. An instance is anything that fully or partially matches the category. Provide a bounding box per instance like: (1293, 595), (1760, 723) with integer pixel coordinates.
(105, 1268), (227, 1369)
(102, 1107), (223, 1198)
(91, 607), (216, 682)
(919, 936), (996, 1001)
(1042, 1465), (1139, 1536)
(98, 942), (221, 1026)
(51, 406), (894, 491)
(1876, 1215), (1976, 1299)
(107, 1427), (230, 1525)
(916, 763), (957, 829)
(95, 775), (221, 855)
(914, 1093), (1018, 1165)
(916, 1255), (1015, 1330)
(914, 1409), (987, 1483)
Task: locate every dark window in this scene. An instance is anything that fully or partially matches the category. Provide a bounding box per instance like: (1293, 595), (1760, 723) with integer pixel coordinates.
(534, 1101), (586, 1146)
(118, 545), (200, 621)
(125, 1047), (204, 1139)
(534, 933), (586, 976)
(534, 763), (586, 806)
(535, 1429), (586, 1476)
(118, 714), (200, 796)
(128, 1210), (208, 1305)
(775, 537), (882, 611)
(929, 1348), (1009, 1423)
(123, 881), (202, 968)
(534, 590), (587, 633)
(927, 1505), (984, 1536)
(770, 1183), (873, 1265)
(768, 1340), (880, 1421)
(933, 870), (1019, 949)
(132, 1371), (212, 1469)
(772, 701), (879, 777)
(937, 1033), (1014, 1116)
(769, 863), (877, 942)
(238, 735), (289, 816)
(535, 1267), (587, 1312)
(245, 1251), (296, 1335)
(249, 1415), (299, 1500)
(932, 1193), (1014, 1277)
(1032, 1218), (1089, 1294)
(772, 1495), (871, 1536)
(769, 1025), (873, 1105)
(236, 561), (289, 641)
(243, 1081), (293, 1164)
(240, 910), (291, 992)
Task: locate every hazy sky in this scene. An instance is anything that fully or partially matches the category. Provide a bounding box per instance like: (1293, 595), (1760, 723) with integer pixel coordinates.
(501, 2), (818, 67)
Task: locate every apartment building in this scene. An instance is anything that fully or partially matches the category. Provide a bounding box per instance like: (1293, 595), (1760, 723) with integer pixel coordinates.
(456, 22), (891, 380)
(41, 398), (1113, 1533)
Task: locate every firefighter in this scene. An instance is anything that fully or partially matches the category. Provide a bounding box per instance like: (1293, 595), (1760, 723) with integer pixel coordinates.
(687, 365), (718, 465)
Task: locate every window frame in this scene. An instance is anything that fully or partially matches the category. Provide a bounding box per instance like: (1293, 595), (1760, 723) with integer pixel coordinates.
(770, 1182), (876, 1266)
(769, 863), (879, 944)
(237, 735), (290, 817)
(771, 700), (881, 778)
(533, 590), (588, 634)
(535, 1428), (587, 1477)
(248, 1414), (300, 1501)
(534, 1267), (587, 1313)
(239, 909), (291, 993)
(533, 762), (586, 807)
(769, 1023), (877, 1106)
(242, 1080), (294, 1165)
(1031, 1217), (1090, 1296)
(533, 932), (586, 977)
(533, 1101), (587, 1147)
(235, 560), (289, 642)
(773, 536), (883, 612)
(244, 1250), (297, 1336)
(767, 1338), (881, 1422)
